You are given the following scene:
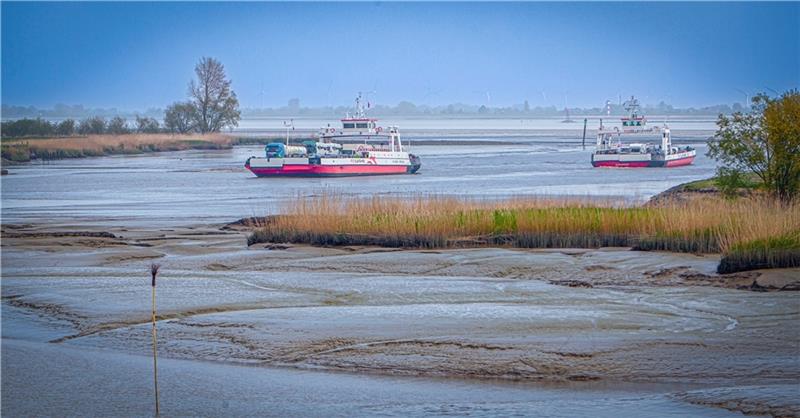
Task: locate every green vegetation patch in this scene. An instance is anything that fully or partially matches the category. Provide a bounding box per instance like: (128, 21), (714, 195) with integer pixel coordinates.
(718, 232), (800, 274)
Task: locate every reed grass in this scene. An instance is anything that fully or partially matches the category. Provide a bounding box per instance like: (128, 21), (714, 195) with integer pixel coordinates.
(2, 133), (236, 161)
(249, 194), (800, 273)
(717, 230), (800, 273)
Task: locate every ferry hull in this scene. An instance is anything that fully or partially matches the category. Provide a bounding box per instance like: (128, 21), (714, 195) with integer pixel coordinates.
(592, 155), (695, 168)
(246, 162), (419, 177)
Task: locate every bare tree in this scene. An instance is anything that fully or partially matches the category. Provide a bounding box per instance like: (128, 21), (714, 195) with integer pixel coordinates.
(188, 57), (240, 133)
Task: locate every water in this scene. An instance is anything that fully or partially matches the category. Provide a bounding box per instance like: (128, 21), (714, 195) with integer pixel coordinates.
(234, 116), (719, 136)
(3, 338), (744, 418)
(1, 129), (716, 227)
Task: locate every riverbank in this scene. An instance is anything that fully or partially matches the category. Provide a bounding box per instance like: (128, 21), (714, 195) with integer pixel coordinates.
(0, 133), (301, 163)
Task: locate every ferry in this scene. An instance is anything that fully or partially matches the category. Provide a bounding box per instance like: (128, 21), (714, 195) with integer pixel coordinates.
(591, 96), (696, 168)
(245, 94), (421, 177)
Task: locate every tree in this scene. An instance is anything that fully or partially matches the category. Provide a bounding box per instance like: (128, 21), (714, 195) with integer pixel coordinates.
(78, 117), (106, 135)
(164, 102), (197, 134)
(56, 119), (76, 136)
(708, 91), (800, 202)
(0, 118), (54, 138)
(188, 57), (240, 133)
(107, 116), (130, 135)
(763, 91), (800, 201)
(136, 116), (161, 133)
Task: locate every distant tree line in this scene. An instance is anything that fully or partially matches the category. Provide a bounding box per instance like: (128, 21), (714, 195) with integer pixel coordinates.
(1, 115), (163, 138)
(238, 100), (749, 118)
(1, 103), (164, 120)
(2, 57), (240, 138)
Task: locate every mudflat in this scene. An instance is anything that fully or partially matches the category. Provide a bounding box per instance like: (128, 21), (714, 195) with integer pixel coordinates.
(2, 221), (798, 417)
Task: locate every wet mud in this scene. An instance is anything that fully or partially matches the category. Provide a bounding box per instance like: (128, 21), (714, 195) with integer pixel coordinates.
(3, 222), (799, 416)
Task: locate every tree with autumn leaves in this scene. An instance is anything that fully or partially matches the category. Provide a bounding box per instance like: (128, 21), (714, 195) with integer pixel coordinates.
(708, 91), (800, 202)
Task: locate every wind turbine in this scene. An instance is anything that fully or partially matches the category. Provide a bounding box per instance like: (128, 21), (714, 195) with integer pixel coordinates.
(259, 81), (265, 110)
(562, 92), (574, 123)
(734, 88), (750, 107)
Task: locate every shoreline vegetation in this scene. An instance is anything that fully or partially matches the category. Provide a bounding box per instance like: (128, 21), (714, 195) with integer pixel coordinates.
(248, 193), (799, 274)
(0, 133), (287, 163)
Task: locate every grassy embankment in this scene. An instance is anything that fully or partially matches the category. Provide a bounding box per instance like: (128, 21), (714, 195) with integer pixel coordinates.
(248, 194), (800, 274)
(0, 134), (291, 163)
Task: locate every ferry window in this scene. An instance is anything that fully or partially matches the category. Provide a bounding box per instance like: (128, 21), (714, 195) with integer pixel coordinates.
(356, 123), (368, 129)
(343, 123), (355, 129)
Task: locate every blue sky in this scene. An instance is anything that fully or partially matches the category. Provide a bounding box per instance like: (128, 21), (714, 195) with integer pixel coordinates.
(2, 2), (798, 109)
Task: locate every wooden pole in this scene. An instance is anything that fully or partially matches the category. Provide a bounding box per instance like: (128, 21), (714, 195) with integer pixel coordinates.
(582, 118), (588, 150)
(150, 264), (161, 416)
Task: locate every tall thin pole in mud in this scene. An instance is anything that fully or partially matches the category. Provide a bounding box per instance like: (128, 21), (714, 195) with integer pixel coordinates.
(582, 118), (588, 150)
(150, 263), (161, 416)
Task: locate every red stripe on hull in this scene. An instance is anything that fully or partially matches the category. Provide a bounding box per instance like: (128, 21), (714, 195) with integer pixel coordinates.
(247, 163), (411, 177)
(592, 160), (652, 168)
(664, 156), (695, 167)
(592, 155), (695, 168)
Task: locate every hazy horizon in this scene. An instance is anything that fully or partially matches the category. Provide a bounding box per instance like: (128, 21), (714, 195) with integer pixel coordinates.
(2, 2), (798, 110)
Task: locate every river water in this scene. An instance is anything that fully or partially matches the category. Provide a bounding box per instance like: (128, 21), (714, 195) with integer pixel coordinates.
(1, 126), (715, 227)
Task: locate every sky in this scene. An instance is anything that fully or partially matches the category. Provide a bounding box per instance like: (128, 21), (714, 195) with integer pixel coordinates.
(2, 2), (799, 110)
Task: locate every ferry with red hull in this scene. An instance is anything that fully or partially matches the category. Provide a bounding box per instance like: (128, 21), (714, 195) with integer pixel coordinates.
(591, 96), (696, 168)
(246, 94), (421, 177)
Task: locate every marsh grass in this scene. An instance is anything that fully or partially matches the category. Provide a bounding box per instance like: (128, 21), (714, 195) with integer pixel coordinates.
(1, 133), (248, 161)
(718, 232), (800, 273)
(250, 194), (800, 272)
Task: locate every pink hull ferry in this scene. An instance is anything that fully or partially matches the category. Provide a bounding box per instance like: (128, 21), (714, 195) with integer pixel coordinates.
(246, 95), (421, 177)
(591, 96), (696, 168)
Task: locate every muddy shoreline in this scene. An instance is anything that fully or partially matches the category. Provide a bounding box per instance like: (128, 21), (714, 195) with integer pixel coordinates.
(2, 220), (799, 416)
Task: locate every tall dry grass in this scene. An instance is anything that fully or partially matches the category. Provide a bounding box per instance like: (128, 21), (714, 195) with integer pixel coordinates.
(250, 194), (800, 272)
(2, 133), (232, 161)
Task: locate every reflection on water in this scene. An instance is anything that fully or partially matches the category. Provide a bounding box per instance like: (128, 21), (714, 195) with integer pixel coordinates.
(2, 337), (742, 418)
(1, 130), (715, 227)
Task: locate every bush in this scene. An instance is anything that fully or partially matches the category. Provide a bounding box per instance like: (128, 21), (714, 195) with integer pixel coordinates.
(78, 117), (107, 135)
(135, 116), (161, 133)
(55, 119), (76, 136)
(107, 116), (129, 135)
(715, 167), (750, 198)
(1, 143), (32, 162)
(1, 118), (55, 138)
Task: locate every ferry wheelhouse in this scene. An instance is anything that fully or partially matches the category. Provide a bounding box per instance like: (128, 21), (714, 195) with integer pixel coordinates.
(245, 94), (421, 177)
